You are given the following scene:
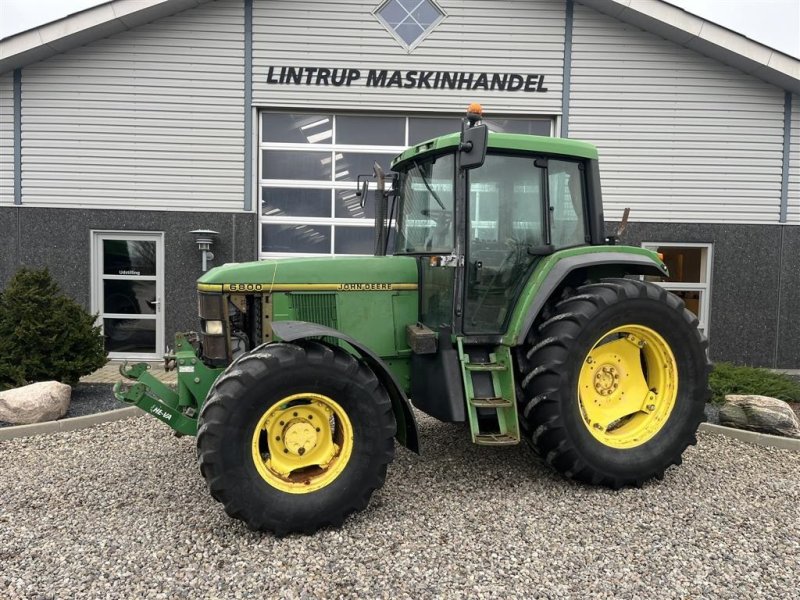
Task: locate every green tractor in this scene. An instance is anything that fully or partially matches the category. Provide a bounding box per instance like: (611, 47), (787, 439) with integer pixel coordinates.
(115, 105), (710, 535)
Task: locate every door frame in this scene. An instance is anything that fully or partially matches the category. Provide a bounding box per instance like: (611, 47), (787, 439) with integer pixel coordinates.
(90, 230), (165, 361)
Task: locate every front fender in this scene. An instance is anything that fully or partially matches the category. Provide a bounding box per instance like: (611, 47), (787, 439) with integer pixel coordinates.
(272, 320), (420, 454)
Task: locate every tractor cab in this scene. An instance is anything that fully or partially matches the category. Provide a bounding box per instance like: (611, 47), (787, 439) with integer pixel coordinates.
(382, 104), (605, 338)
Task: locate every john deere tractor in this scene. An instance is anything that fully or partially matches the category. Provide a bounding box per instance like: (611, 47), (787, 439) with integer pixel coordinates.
(115, 105), (709, 535)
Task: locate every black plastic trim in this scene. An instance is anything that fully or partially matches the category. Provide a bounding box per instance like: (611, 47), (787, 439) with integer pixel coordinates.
(585, 159), (605, 244)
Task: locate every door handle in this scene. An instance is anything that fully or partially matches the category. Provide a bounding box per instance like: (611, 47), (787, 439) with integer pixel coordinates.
(147, 298), (160, 311)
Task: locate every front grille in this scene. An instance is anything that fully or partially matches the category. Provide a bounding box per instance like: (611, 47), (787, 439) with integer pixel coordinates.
(291, 293), (338, 330)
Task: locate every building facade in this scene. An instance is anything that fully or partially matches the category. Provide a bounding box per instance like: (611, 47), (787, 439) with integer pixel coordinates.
(0, 0), (798, 366)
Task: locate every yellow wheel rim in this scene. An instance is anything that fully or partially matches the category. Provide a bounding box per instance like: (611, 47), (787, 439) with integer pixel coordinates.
(251, 393), (353, 494)
(578, 324), (678, 449)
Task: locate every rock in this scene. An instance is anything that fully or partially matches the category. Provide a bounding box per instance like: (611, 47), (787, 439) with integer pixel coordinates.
(719, 394), (800, 439)
(0, 381), (72, 425)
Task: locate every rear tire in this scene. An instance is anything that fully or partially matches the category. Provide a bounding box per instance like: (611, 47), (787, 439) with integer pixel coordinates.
(197, 341), (395, 534)
(516, 278), (710, 488)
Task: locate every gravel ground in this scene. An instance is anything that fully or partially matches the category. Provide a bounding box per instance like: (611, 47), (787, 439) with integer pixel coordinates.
(0, 384), (125, 428)
(1, 415), (798, 599)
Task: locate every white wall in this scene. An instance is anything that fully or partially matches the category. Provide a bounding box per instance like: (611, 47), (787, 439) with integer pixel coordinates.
(0, 72), (12, 205)
(789, 93), (799, 223)
(19, 0), (244, 211)
(252, 0), (566, 114)
(569, 4), (786, 224)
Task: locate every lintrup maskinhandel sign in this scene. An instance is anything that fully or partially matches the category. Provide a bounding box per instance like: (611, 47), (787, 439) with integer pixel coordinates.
(266, 66), (549, 92)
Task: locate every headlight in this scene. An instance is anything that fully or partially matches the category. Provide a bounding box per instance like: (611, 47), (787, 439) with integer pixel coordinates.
(204, 320), (224, 335)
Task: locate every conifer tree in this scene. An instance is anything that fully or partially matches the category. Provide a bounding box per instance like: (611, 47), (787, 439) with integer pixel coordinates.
(0, 268), (107, 389)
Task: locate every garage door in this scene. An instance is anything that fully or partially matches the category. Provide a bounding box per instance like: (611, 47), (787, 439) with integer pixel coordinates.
(259, 112), (552, 258)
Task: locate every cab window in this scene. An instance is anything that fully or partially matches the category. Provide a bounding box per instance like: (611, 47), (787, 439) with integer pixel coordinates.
(548, 160), (587, 248)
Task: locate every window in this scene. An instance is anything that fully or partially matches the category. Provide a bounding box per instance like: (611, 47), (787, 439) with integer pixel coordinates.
(642, 243), (713, 334)
(548, 160), (586, 248)
(259, 112), (552, 258)
(396, 154), (455, 253)
(374, 0), (445, 50)
(464, 154), (546, 334)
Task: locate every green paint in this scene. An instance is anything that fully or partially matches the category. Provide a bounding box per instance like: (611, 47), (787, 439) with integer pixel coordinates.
(501, 245), (665, 345)
(196, 257), (422, 392)
(458, 339), (520, 444)
(268, 285), (417, 391)
(392, 132), (598, 170)
(114, 333), (224, 435)
(199, 255), (418, 287)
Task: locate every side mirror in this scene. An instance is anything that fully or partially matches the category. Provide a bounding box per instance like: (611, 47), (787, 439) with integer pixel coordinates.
(356, 175), (370, 208)
(459, 124), (488, 170)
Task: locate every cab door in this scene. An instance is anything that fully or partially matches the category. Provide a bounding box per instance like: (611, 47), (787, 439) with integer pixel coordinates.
(462, 154), (547, 335)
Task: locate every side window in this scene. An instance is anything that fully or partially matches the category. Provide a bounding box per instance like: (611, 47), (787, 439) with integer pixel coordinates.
(548, 160), (587, 248)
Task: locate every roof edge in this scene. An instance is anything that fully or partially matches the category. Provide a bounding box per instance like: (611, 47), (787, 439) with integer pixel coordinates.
(578, 0), (800, 93)
(1, 0), (798, 93)
(0, 0), (210, 74)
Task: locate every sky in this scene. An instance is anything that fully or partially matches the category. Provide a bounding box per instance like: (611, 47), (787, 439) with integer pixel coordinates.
(0, 0), (798, 58)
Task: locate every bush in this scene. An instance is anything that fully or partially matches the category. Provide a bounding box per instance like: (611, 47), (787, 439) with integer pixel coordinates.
(0, 268), (107, 390)
(709, 362), (800, 405)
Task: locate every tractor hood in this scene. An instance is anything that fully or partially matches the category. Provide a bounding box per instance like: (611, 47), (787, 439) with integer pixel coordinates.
(196, 256), (419, 293)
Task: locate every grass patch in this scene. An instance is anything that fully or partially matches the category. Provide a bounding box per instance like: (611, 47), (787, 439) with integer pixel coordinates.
(709, 362), (800, 405)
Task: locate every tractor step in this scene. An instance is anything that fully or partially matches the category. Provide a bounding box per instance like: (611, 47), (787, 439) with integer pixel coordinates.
(457, 339), (520, 446)
(474, 433), (519, 446)
(470, 396), (513, 408)
(464, 362), (507, 372)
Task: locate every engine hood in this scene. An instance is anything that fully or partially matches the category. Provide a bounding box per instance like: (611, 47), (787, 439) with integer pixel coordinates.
(197, 256), (419, 293)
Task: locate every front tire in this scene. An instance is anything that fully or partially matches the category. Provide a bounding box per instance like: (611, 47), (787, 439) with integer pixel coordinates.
(197, 341), (395, 534)
(516, 278), (710, 488)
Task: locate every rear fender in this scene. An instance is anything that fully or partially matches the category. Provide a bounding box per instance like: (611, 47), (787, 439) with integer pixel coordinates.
(509, 251), (668, 346)
(272, 320), (420, 454)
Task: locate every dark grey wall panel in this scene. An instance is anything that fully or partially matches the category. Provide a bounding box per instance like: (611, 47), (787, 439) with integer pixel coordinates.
(777, 226), (800, 368)
(617, 222), (783, 367)
(0, 207), (18, 286)
(2, 207), (256, 350)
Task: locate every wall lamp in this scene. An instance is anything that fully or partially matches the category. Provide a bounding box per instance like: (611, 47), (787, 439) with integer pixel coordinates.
(190, 229), (219, 272)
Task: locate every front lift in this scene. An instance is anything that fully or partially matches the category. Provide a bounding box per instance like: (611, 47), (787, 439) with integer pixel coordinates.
(114, 104), (709, 535)
(114, 333), (221, 436)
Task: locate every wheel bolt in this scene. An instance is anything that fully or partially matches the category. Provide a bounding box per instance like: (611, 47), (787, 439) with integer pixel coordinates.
(275, 436), (280, 441)
(647, 404), (656, 411)
(316, 427), (321, 432)
(293, 412), (298, 417)
(283, 449), (289, 454)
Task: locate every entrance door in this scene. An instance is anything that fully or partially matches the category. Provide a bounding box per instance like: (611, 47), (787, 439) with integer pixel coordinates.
(92, 232), (165, 360)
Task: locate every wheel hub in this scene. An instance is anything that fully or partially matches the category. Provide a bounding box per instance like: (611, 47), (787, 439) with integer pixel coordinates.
(593, 363), (620, 396)
(283, 420), (318, 455)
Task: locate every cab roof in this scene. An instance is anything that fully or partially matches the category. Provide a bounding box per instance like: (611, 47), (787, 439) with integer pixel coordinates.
(391, 132), (599, 171)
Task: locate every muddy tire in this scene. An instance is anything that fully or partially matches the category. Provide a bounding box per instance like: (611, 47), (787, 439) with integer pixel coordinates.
(197, 340), (395, 534)
(516, 278), (710, 488)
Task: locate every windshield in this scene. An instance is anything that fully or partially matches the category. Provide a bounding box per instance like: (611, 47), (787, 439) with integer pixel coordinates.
(395, 153), (455, 253)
